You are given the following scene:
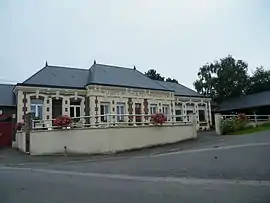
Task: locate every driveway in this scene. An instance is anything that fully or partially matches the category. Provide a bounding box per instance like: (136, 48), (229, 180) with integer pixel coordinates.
(1, 131), (270, 203)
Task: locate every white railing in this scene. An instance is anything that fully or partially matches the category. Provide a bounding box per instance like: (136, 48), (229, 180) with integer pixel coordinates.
(31, 114), (195, 130)
(221, 114), (270, 121)
(220, 114), (270, 128)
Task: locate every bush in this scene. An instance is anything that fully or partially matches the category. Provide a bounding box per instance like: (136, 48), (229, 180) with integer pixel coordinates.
(221, 114), (248, 135)
(53, 115), (72, 127)
(151, 113), (167, 125)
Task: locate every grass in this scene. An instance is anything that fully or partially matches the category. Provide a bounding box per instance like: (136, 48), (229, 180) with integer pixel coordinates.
(228, 123), (270, 135)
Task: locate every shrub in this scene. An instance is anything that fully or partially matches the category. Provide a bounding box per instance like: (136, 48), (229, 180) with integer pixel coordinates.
(221, 114), (248, 135)
(151, 113), (167, 125)
(53, 115), (72, 127)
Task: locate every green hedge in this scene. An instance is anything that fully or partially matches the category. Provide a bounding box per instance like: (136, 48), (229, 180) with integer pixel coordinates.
(220, 115), (248, 135)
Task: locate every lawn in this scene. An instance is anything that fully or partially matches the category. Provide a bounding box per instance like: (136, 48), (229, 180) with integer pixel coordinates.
(228, 123), (270, 135)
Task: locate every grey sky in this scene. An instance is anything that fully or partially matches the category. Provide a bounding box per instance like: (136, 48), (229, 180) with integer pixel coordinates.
(0, 0), (270, 89)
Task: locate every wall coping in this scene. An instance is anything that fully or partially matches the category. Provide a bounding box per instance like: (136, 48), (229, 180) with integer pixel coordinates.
(30, 123), (193, 134)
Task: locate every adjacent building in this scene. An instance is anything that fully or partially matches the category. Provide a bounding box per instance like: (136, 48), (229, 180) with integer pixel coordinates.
(0, 84), (16, 118)
(216, 90), (270, 115)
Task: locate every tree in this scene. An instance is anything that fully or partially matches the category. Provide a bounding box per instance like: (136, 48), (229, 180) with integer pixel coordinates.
(166, 77), (178, 83)
(145, 69), (165, 81)
(145, 69), (178, 83)
(247, 66), (270, 94)
(194, 55), (250, 103)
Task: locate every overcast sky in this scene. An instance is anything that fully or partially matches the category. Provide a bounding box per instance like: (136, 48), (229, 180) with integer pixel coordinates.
(0, 0), (270, 89)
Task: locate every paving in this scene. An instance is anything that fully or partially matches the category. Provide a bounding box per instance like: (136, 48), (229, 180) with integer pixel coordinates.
(1, 130), (270, 203)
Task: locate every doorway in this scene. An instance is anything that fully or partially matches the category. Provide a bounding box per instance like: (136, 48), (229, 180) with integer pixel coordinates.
(52, 98), (62, 119)
(135, 103), (142, 125)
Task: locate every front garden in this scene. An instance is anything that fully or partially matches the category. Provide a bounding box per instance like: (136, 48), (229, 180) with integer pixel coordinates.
(220, 114), (270, 135)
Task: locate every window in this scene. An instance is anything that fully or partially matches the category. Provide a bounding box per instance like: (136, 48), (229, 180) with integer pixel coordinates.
(150, 104), (157, 114)
(31, 99), (43, 120)
(70, 100), (81, 118)
(162, 104), (170, 120)
(175, 109), (182, 121)
(70, 106), (81, 118)
(199, 110), (206, 122)
(100, 102), (110, 122)
(116, 103), (125, 122)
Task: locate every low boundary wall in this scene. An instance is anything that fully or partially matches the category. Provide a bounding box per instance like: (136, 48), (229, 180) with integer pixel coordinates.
(27, 124), (196, 155)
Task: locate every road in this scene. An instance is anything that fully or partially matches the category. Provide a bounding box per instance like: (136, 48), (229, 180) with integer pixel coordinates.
(1, 131), (270, 203)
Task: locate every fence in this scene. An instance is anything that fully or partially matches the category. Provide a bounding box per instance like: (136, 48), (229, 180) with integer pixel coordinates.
(215, 114), (270, 135)
(16, 113), (197, 155)
(30, 114), (195, 131)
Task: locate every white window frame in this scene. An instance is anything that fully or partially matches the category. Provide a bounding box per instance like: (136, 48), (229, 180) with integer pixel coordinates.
(100, 102), (110, 122)
(30, 104), (43, 120)
(70, 105), (81, 118)
(162, 104), (170, 120)
(116, 103), (125, 122)
(198, 109), (206, 122)
(150, 104), (157, 114)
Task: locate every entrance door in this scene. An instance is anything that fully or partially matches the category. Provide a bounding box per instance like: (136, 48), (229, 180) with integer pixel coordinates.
(0, 115), (12, 147)
(135, 103), (142, 125)
(52, 99), (62, 119)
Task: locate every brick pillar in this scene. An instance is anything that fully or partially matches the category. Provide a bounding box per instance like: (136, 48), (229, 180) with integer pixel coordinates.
(143, 99), (149, 123)
(94, 96), (99, 126)
(85, 96), (90, 125)
(22, 92), (27, 121)
(127, 98), (133, 125)
(24, 113), (32, 154)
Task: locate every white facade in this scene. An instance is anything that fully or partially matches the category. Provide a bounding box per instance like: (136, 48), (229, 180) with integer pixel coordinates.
(15, 84), (212, 130)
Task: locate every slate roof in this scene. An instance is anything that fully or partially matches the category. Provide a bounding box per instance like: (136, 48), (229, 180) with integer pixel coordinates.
(20, 63), (203, 96)
(22, 65), (89, 89)
(88, 63), (168, 91)
(217, 91), (270, 112)
(0, 84), (16, 107)
(155, 80), (202, 97)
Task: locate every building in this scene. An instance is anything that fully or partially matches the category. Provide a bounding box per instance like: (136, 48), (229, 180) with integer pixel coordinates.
(0, 84), (16, 147)
(216, 91), (270, 115)
(0, 84), (16, 118)
(11, 62), (211, 130)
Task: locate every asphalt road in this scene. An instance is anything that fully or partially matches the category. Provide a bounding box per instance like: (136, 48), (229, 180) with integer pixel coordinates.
(1, 131), (270, 203)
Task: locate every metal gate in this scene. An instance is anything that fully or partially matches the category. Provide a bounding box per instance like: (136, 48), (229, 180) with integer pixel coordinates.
(0, 115), (13, 147)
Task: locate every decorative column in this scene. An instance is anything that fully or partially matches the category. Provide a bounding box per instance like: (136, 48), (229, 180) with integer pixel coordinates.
(140, 100), (145, 124)
(158, 102), (162, 113)
(43, 96), (51, 127)
(208, 101), (212, 126)
(84, 95), (90, 125)
(111, 100), (116, 125)
(182, 103), (187, 122)
(204, 103), (209, 130)
(127, 98), (134, 125)
(89, 96), (97, 125)
(94, 96), (99, 125)
(171, 101), (175, 122)
(62, 96), (70, 116)
(143, 99), (149, 124)
(195, 103), (199, 129)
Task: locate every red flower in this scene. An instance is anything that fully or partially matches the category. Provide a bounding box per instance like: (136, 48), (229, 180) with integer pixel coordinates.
(15, 121), (24, 131)
(151, 113), (167, 125)
(53, 115), (72, 127)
